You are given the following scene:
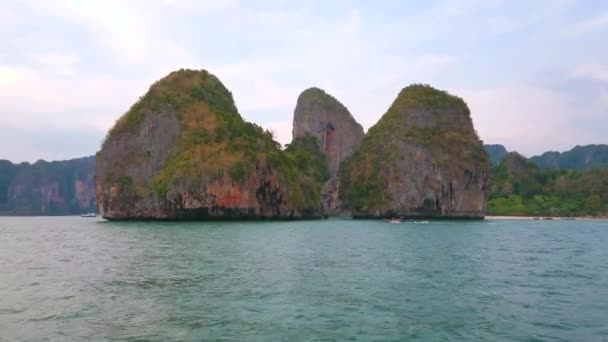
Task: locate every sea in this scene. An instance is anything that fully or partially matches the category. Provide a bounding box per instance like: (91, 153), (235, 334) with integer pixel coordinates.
(1, 217), (607, 341)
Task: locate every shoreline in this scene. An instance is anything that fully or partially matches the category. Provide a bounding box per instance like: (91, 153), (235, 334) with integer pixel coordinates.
(486, 215), (608, 221)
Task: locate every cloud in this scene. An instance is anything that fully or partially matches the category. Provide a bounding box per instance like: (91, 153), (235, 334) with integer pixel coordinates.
(561, 12), (608, 37)
(1, 0), (607, 162)
(601, 89), (608, 107)
(29, 51), (80, 77)
(572, 63), (608, 82)
(0, 124), (103, 162)
(461, 85), (608, 156)
(0, 64), (145, 132)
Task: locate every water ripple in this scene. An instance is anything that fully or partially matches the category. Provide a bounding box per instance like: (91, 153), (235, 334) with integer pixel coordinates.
(0, 217), (607, 341)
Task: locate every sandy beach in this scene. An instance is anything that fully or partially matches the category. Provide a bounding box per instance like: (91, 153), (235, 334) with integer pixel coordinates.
(486, 215), (608, 221)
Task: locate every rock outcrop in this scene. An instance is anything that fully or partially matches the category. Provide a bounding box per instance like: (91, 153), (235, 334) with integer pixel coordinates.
(96, 69), (325, 220)
(0, 157), (96, 215)
(291, 88), (364, 213)
(292, 88), (364, 177)
(339, 84), (490, 219)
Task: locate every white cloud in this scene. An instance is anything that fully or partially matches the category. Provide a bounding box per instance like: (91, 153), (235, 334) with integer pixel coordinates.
(561, 12), (608, 37)
(29, 51), (80, 76)
(572, 63), (608, 82)
(0, 65), (144, 131)
(461, 86), (607, 156)
(601, 89), (608, 107)
(1, 0), (607, 161)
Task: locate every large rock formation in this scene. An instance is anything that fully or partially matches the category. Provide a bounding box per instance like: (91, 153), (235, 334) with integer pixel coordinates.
(96, 69), (325, 220)
(339, 84), (490, 219)
(291, 88), (364, 213)
(292, 88), (364, 177)
(0, 157), (96, 215)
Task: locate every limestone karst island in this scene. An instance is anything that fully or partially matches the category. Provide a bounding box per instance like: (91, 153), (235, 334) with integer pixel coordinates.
(5, 3), (608, 341)
(95, 69), (489, 220)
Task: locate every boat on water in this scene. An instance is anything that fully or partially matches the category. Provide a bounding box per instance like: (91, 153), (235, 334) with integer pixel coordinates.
(383, 218), (403, 224)
(80, 213), (96, 218)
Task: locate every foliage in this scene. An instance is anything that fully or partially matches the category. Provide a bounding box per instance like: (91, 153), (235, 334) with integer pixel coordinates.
(339, 84), (489, 212)
(488, 153), (608, 216)
(299, 87), (351, 115)
(530, 144), (608, 171)
(103, 69), (324, 214)
(228, 162), (247, 183)
(284, 135), (330, 183)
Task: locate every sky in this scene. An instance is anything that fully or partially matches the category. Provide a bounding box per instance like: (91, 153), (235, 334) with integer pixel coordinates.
(1, 0), (607, 162)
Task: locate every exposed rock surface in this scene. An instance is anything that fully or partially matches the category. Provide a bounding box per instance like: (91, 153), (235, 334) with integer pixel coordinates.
(292, 88), (364, 177)
(96, 69), (324, 220)
(0, 157), (96, 215)
(291, 88), (364, 213)
(339, 84), (490, 219)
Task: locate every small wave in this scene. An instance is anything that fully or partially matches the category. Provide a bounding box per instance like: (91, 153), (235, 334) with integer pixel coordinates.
(0, 308), (27, 315)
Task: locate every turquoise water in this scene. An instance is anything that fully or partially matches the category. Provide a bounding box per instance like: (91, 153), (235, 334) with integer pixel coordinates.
(1, 217), (608, 341)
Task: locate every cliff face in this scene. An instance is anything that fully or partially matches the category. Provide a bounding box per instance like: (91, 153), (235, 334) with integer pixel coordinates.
(339, 84), (490, 218)
(96, 69), (325, 220)
(530, 144), (608, 171)
(292, 88), (364, 178)
(291, 88), (364, 213)
(0, 157), (96, 215)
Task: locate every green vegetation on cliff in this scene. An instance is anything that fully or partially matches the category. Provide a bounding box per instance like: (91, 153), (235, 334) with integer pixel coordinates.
(530, 144), (608, 171)
(358, 85), (487, 164)
(297, 87), (350, 114)
(339, 84), (489, 213)
(285, 134), (330, 184)
(488, 153), (608, 216)
(282, 135), (330, 211)
(101, 69), (325, 216)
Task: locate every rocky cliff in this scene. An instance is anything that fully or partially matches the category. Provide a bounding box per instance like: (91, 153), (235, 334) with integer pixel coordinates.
(530, 144), (608, 171)
(291, 88), (364, 213)
(292, 88), (364, 177)
(339, 84), (490, 218)
(0, 157), (96, 215)
(96, 69), (325, 220)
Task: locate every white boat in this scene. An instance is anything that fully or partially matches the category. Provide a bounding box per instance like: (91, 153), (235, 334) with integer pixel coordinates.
(383, 218), (402, 224)
(80, 213), (96, 218)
